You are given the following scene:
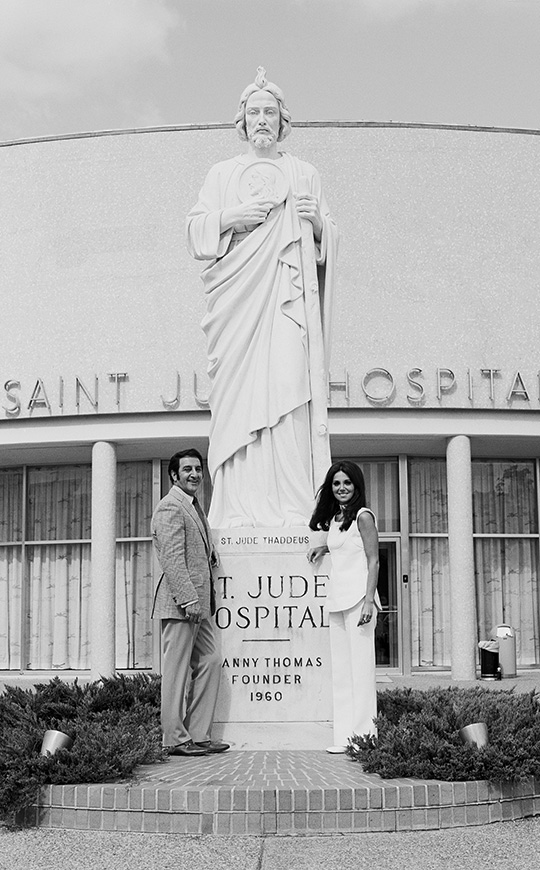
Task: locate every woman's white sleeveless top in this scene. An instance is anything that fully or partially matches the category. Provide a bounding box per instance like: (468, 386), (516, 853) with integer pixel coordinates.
(326, 507), (382, 613)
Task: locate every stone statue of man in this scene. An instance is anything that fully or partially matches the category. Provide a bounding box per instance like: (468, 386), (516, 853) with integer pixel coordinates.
(187, 68), (338, 529)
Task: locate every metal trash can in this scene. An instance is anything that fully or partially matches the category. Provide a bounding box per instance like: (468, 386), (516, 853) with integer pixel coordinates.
(494, 624), (517, 678)
(479, 646), (500, 680)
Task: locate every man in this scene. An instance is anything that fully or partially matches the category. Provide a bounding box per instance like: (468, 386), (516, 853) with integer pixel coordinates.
(151, 449), (228, 755)
(187, 68), (338, 529)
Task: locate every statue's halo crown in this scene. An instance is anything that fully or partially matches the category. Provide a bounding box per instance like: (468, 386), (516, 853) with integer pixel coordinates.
(254, 66), (268, 89)
(238, 66), (283, 104)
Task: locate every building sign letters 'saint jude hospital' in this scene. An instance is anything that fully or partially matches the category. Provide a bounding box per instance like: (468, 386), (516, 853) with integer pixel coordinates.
(2, 366), (538, 418)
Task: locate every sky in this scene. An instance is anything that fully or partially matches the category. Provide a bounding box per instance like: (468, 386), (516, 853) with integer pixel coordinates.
(1, 0), (540, 143)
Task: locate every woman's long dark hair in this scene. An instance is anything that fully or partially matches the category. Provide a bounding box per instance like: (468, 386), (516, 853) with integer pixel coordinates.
(309, 461), (367, 532)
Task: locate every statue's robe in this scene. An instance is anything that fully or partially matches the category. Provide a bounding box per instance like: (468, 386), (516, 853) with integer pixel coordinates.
(187, 152), (338, 528)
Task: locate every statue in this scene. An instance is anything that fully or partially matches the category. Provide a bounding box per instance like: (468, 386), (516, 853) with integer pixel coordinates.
(187, 68), (338, 528)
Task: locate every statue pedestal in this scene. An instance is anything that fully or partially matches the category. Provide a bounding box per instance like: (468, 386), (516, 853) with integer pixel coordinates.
(211, 527), (333, 749)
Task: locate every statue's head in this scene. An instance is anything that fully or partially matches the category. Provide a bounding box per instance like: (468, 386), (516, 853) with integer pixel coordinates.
(234, 67), (292, 143)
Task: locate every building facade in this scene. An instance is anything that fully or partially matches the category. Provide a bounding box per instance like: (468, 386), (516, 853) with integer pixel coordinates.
(1, 121), (540, 681)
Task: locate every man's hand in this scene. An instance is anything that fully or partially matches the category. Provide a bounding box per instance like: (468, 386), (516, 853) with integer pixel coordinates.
(184, 601), (202, 624)
(221, 199), (277, 232)
(294, 192), (322, 239)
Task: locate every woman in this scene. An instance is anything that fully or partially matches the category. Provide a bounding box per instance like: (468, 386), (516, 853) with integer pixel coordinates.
(308, 461), (380, 753)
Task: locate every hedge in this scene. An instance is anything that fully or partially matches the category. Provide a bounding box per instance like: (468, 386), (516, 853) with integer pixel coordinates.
(348, 686), (540, 782)
(0, 674), (165, 825)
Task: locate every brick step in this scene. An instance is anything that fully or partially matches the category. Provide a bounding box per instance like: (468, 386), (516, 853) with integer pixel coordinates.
(19, 751), (540, 835)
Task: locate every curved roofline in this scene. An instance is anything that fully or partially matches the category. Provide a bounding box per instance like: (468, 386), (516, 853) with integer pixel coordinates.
(2, 119), (540, 148)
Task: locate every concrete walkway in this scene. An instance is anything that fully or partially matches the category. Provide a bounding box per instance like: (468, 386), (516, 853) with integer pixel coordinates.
(3, 818), (540, 870)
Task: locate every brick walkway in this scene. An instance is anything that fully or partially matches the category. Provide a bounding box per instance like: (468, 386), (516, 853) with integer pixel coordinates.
(24, 750), (540, 835)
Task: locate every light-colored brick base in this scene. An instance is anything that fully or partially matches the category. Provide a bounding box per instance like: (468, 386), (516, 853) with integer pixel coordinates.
(17, 751), (540, 835)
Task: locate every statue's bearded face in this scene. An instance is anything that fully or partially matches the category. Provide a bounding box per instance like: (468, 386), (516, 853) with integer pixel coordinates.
(245, 91), (280, 149)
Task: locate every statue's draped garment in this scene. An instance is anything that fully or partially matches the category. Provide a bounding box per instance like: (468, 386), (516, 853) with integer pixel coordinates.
(187, 152), (338, 528)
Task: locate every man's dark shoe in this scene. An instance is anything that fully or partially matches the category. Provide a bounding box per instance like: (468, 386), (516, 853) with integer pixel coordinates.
(194, 740), (230, 753)
(167, 740), (208, 757)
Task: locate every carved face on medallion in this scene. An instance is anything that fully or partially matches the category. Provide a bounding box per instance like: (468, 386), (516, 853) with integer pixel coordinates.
(237, 160), (290, 206)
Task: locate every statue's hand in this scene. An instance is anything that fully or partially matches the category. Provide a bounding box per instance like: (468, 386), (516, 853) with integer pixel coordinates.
(220, 199), (277, 232)
(294, 192), (323, 240)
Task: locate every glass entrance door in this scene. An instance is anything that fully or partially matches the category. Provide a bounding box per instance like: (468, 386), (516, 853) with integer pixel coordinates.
(375, 539), (400, 670)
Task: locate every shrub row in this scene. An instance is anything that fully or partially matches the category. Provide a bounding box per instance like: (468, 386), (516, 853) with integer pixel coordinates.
(3, 678), (540, 825)
(348, 686), (540, 782)
(0, 674), (165, 824)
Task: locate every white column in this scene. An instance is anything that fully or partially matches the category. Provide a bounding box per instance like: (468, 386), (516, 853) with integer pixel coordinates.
(446, 435), (477, 680)
(90, 441), (117, 679)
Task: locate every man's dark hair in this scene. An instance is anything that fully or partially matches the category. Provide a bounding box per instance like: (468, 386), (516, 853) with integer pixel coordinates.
(168, 448), (204, 483)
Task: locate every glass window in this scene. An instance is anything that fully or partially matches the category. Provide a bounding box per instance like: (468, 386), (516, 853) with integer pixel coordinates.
(0, 461), (154, 672)
(27, 466), (92, 541)
(409, 537), (451, 668)
(473, 460), (539, 666)
(409, 459), (448, 534)
(472, 461), (537, 535)
(409, 459), (450, 668)
(0, 469), (23, 668)
(376, 541), (400, 668)
(115, 461), (154, 669)
(26, 543), (91, 669)
(116, 462), (153, 538)
(359, 460), (400, 533)
(0, 548), (23, 669)
(24, 466), (92, 669)
(115, 540), (154, 670)
(475, 537), (539, 666)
